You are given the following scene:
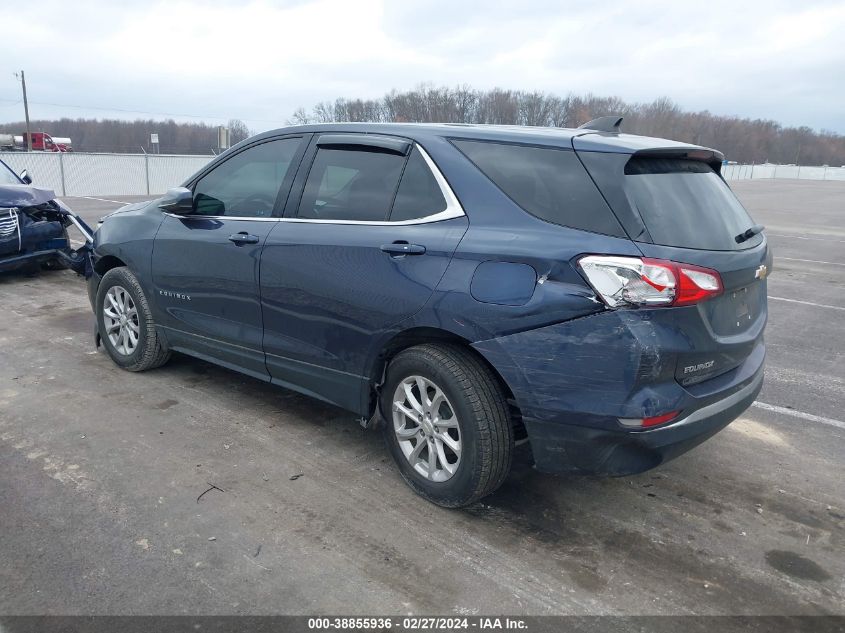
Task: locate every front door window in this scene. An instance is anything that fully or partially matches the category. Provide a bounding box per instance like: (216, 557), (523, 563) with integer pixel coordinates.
(193, 138), (302, 217)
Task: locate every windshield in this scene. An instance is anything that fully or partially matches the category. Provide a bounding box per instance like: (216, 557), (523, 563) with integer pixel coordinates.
(0, 160), (21, 186)
(624, 157), (762, 251)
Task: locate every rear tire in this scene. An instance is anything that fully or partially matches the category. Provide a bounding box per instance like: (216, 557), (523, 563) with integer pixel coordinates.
(381, 343), (513, 507)
(96, 266), (170, 371)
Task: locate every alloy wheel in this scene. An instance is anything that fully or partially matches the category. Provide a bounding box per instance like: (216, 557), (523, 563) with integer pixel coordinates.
(103, 285), (140, 356)
(392, 375), (462, 482)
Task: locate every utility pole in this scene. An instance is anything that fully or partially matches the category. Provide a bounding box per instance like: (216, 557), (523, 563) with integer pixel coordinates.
(18, 70), (32, 152)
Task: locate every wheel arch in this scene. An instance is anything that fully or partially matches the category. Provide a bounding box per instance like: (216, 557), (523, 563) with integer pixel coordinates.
(93, 254), (127, 276)
(367, 326), (526, 440)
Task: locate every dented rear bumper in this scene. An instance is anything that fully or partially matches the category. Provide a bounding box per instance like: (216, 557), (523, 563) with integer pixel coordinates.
(472, 308), (765, 476)
(521, 368), (762, 475)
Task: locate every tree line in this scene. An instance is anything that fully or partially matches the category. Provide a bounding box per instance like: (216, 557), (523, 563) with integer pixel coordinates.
(3, 87), (842, 165)
(289, 85), (845, 166)
(0, 118), (250, 155)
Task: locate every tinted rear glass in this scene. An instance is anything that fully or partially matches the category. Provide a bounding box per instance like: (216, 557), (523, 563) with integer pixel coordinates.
(452, 140), (625, 237)
(623, 157), (761, 251)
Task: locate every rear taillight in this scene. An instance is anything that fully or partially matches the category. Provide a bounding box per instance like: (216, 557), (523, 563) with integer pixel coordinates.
(578, 255), (722, 308)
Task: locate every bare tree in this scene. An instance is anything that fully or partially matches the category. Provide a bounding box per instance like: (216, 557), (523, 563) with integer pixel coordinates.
(5, 88), (843, 163)
(0, 117), (255, 154)
(283, 84), (845, 164)
(287, 107), (312, 126)
(227, 119), (251, 144)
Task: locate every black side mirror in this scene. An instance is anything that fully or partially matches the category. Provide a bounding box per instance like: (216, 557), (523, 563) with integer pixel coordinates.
(19, 169), (32, 184)
(159, 187), (194, 214)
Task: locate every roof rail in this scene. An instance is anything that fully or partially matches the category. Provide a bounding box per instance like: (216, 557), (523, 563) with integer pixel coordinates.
(577, 116), (623, 133)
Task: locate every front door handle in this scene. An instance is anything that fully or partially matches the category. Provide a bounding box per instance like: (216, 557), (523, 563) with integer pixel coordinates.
(229, 232), (260, 245)
(380, 242), (426, 256)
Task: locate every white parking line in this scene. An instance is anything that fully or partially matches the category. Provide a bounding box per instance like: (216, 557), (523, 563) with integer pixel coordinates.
(767, 233), (845, 243)
(777, 256), (845, 267)
(81, 196), (130, 205)
(768, 296), (845, 311)
(753, 402), (845, 431)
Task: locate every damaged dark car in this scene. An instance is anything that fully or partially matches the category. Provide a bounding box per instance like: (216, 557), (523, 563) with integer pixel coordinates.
(0, 158), (93, 275)
(88, 121), (770, 508)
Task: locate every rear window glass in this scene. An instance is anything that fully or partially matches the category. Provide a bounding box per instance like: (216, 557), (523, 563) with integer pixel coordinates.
(452, 140), (624, 237)
(623, 157), (761, 251)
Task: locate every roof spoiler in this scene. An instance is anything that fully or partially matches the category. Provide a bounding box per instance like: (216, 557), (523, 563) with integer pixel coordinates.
(577, 116), (623, 133)
(633, 147), (725, 170)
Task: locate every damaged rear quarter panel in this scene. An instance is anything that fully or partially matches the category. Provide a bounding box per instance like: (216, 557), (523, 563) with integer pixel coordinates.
(471, 308), (695, 426)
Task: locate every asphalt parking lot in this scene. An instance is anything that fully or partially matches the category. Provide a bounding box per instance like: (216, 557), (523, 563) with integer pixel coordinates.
(0, 181), (843, 615)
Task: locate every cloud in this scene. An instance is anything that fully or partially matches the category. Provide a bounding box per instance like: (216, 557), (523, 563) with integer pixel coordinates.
(1, 0), (843, 132)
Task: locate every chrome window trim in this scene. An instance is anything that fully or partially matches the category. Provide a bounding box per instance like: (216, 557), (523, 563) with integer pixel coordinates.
(163, 213), (275, 222)
(163, 143), (465, 226)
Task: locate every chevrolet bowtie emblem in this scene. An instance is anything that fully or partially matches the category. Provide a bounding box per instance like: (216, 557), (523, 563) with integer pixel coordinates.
(755, 264), (768, 280)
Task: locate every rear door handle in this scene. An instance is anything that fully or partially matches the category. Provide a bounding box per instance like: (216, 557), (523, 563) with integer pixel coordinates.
(229, 232), (260, 245)
(380, 242), (426, 256)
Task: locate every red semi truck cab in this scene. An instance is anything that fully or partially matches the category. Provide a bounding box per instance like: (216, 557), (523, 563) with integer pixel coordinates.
(15, 132), (72, 152)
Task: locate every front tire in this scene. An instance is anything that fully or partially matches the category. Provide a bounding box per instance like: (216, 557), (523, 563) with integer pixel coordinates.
(381, 344), (514, 507)
(96, 266), (170, 371)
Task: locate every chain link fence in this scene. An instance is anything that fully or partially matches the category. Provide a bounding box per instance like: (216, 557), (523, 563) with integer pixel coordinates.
(0, 152), (213, 197)
(2, 151), (845, 196)
(722, 163), (845, 181)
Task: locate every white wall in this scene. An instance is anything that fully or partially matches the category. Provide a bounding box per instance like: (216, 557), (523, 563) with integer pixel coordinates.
(3, 151), (845, 196)
(722, 163), (845, 181)
(0, 152), (214, 197)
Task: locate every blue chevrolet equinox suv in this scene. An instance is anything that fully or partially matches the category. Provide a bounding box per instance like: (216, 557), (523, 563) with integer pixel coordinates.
(88, 119), (770, 507)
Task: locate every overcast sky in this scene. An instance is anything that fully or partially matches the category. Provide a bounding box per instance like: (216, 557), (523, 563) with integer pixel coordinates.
(2, 0), (844, 133)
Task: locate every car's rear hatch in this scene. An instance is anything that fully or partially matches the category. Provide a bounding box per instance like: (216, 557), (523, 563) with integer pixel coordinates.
(574, 135), (772, 386)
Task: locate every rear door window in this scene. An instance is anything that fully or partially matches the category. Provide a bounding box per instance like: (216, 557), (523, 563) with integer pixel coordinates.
(452, 139), (625, 236)
(623, 157), (761, 251)
(298, 147), (405, 221)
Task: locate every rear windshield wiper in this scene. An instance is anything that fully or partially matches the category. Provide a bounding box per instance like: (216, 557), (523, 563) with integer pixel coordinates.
(735, 224), (765, 243)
